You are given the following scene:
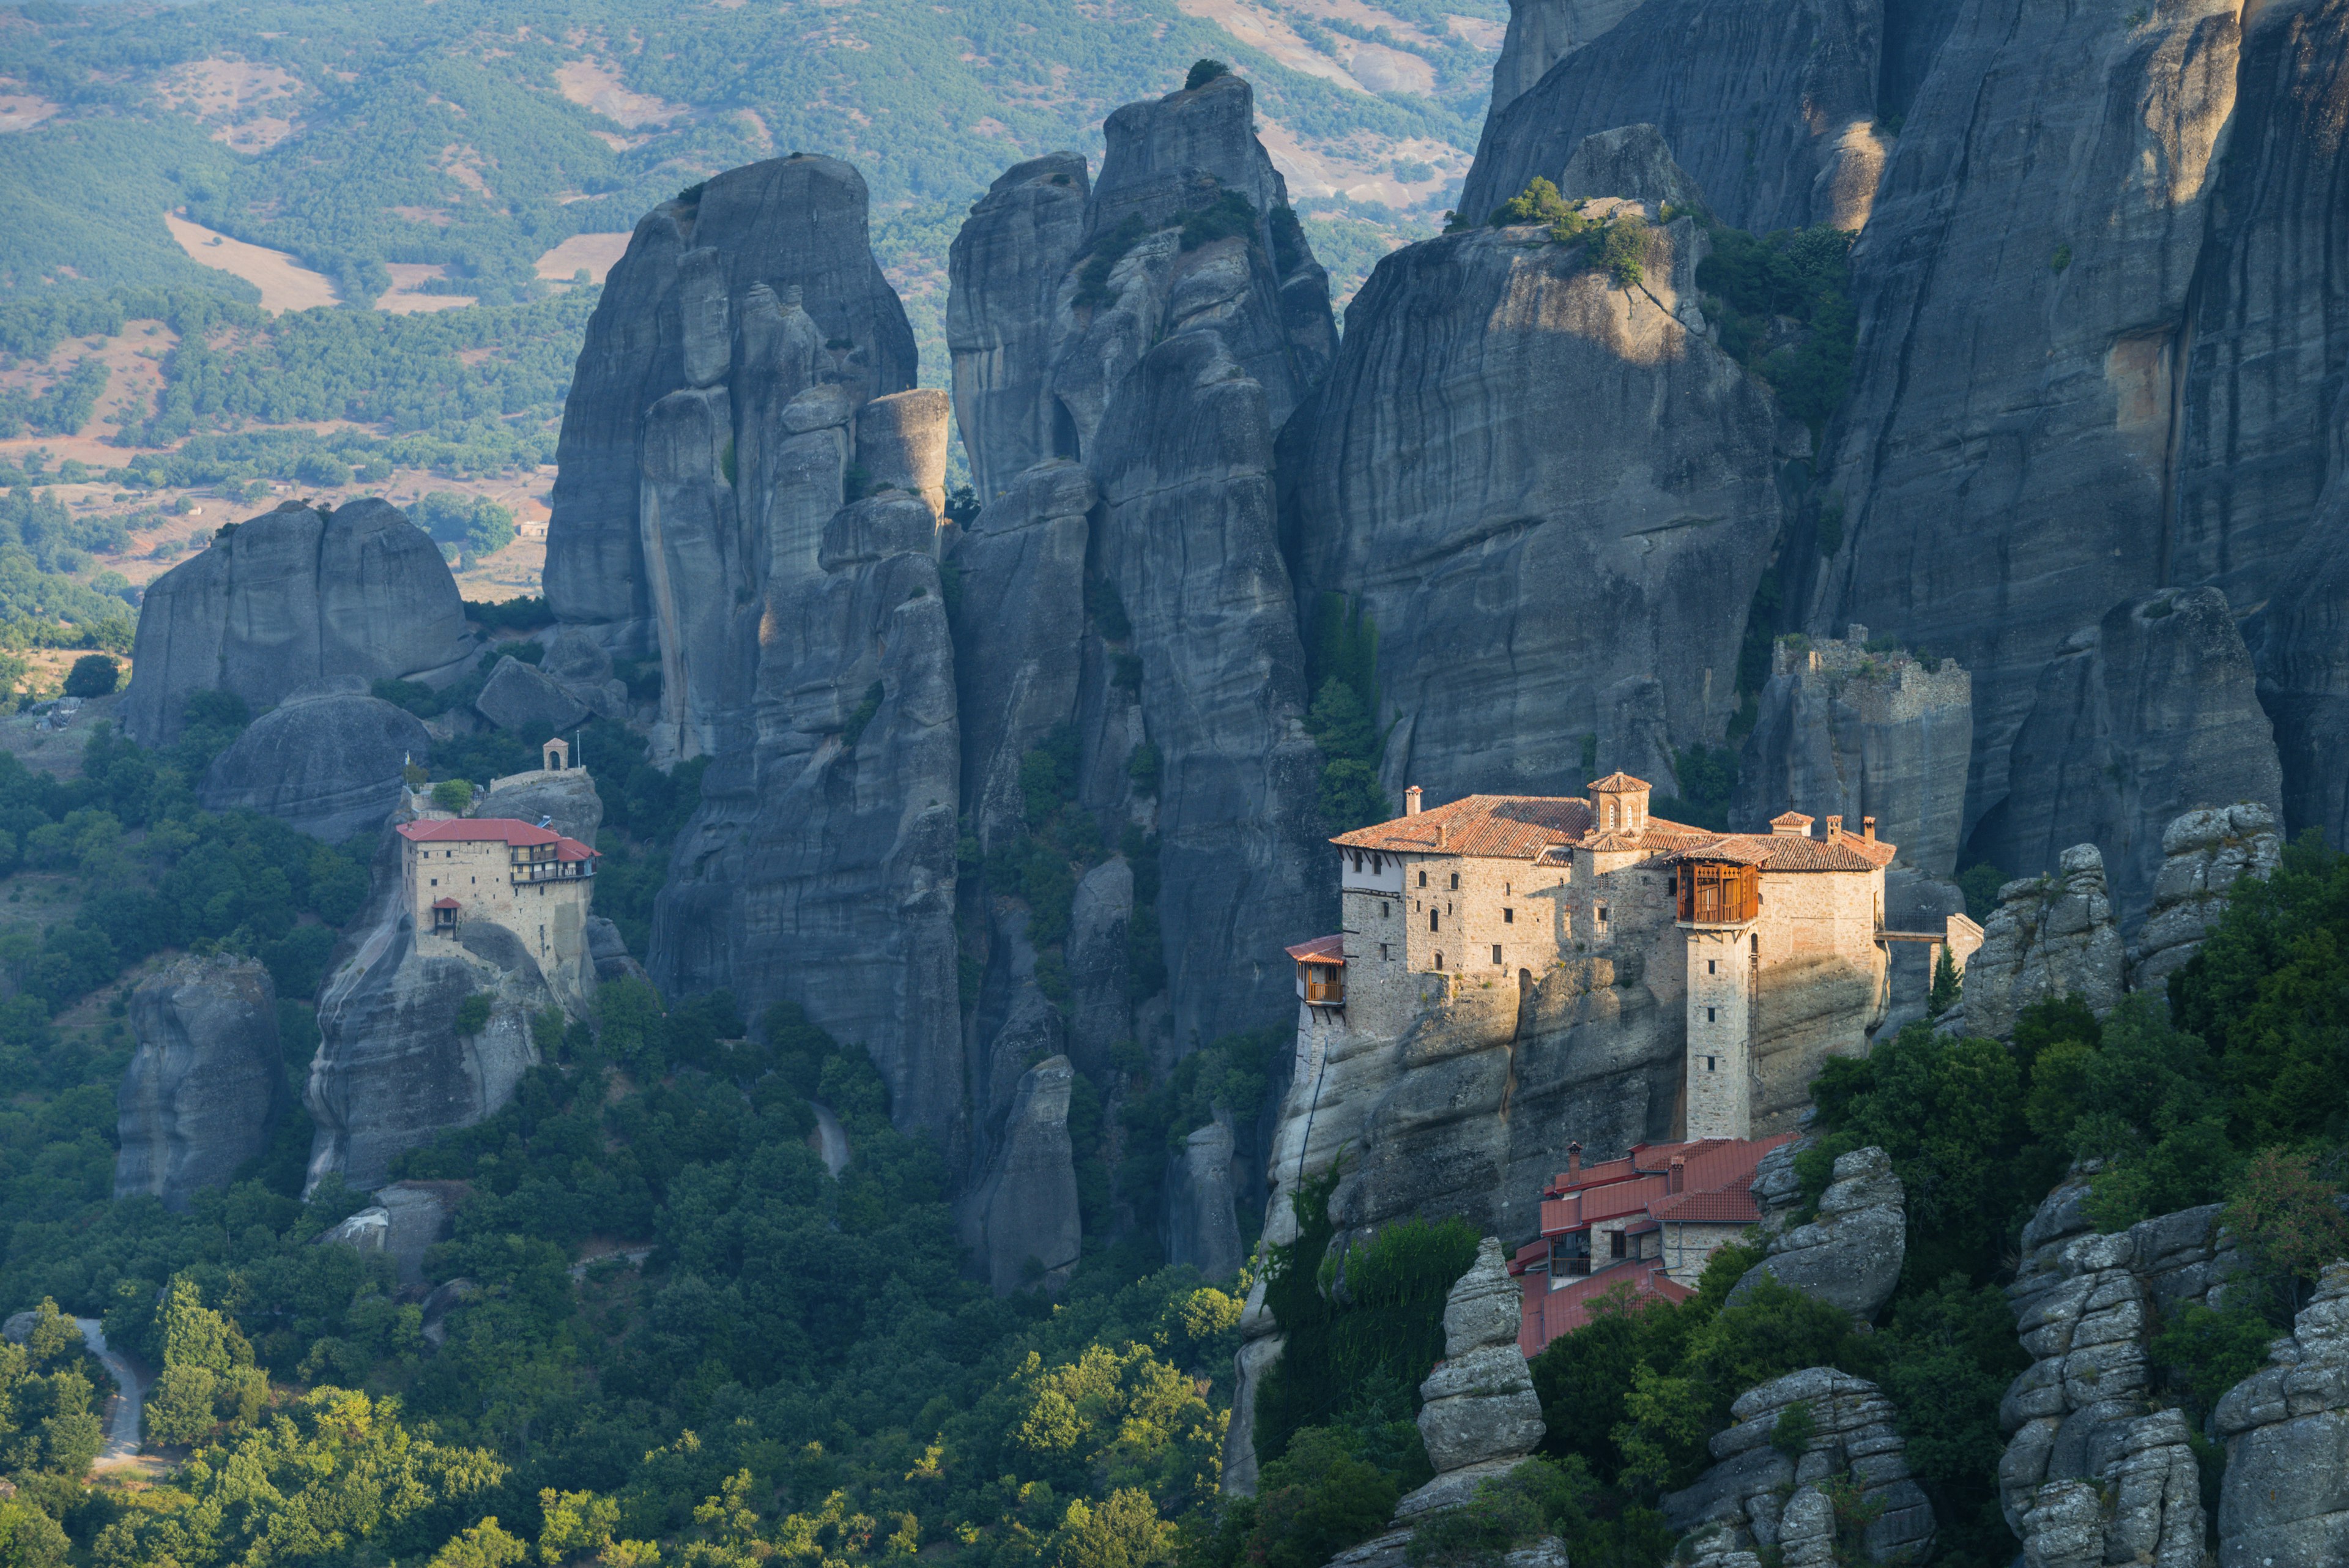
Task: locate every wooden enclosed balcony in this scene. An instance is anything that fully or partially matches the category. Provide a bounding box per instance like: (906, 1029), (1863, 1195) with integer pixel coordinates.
(1677, 861), (1759, 925)
(1286, 934), (1345, 1007)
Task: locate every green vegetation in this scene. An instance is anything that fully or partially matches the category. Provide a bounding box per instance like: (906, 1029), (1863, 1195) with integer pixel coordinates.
(1305, 593), (1389, 833)
(1186, 59), (1233, 91)
(1655, 744), (1735, 833)
(1697, 225), (1857, 434)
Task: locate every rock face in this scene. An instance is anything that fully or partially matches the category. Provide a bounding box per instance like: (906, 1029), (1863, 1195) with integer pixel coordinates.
(314, 1181), (457, 1287)
(1163, 1113), (1244, 1284)
(1393, 1236), (1547, 1520)
(1995, 1176), (2241, 1568)
(1283, 133), (1784, 803)
(1662, 1367), (1935, 1565)
(947, 154), (1090, 503)
(1727, 1145), (1904, 1320)
(544, 154), (916, 652)
(1734, 632), (1973, 876)
(1946, 845), (2126, 1042)
(959, 1054), (1082, 1295)
(477, 765), (603, 847)
(1485, 0), (1645, 121)
(2214, 1261), (2349, 1567)
(475, 657), (591, 736)
(2128, 802), (2282, 990)
(1975, 589), (2283, 924)
(114, 956), (285, 1211)
(124, 499), (475, 745)
(305, 820), (564, 1191)
(1464, 0), (1884, 232)
(198, 691), (431, 844)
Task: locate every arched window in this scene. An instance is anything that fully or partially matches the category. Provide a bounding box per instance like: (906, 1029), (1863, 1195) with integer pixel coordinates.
(1430, 909), (1440, 932)
(1434, 951), (1444, 970)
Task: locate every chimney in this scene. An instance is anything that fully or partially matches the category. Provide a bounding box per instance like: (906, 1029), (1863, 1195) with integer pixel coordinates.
(1825, 814), (1842, 838)
(1863, 816), (1876, 841)
(1405, 786), (1423, 816)
(1668, 1155), (1686, 1195)
(1566, 1141), (1583, 1180)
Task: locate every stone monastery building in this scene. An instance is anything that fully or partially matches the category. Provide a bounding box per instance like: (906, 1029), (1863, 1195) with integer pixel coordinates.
(1287, 773), (1978, 1140)
(398, 741), (601, 1002)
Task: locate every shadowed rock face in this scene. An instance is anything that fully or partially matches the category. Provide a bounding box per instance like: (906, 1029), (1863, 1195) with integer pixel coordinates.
(116, 956), (285, 1212)
(1463, 0), (1885, 234)
(947, 154), (1091, 503)
(1728, 1145), (1904, 1320)
(1485, 0), (1647, 119)
(1946, 845), (2126, 1043)
(1393, 1236), (1546, 1520)
(124, 499), (474, 746)
(2129, 803), (2281, 990)
(961, 1054), (1082, 1295)
(1283, 167), (1783, 801)
(2216, 1262), (2349, 1567)
(544, 154), (917, 650)
(198, 692), (431, 844)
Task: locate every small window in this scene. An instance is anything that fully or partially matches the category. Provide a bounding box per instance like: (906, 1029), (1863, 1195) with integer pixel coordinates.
(1492, 945), (1502, 965)
(1598, 905), (1609, 924)
(1503, 907), (1515, 924)
(1705, 1055), (1716, 1071)
(1751, 934), (1759, 953)
(1380, 942), (1390, 960)
(1434, 951), (1444, 970)
(429, 878), (437, 887)
(1706, 1006), (1716, 1023)
(1419, 869), (1427, 888)
(1430, 910), (1440, 932)
(1610, 1230), (1627, 1259)
(1707, 959), (1716, 975)
(1450, 872), (1460, 890)
(1379, 901), (1389, 918)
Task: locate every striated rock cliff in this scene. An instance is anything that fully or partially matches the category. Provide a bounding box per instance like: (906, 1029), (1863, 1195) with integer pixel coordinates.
(198, 690), (431, 844)
(959, 1053), (1082, 1295)
(1945, 846), (2125, 1042)
(1392, 1236), (1547, 1520)
(124, 499), (474, 745)
(947, 154), (1090, 503)
(1727, 1145), (1904, 1320)
(1464, 0), (1885, 233)
(114, 955), (285, 1212)
(1734, 631), (1972, 876)
(1485, 0), (1645, 121)
(2128, 801), (2282, 989)
(1284, 133), (1783, 803)
(2214, 1261), (2349, 1567)
(1663, 1367), (1935, 1565)
(1995, 1176), (2238, 1568)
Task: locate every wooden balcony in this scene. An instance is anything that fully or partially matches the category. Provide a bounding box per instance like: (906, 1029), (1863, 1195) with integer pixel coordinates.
(1677, 861), (1759, 925)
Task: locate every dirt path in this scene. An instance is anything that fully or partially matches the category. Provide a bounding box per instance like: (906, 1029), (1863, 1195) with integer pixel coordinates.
(75, 1317), (147, 1470)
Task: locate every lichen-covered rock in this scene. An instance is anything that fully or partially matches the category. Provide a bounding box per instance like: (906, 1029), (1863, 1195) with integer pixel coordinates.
(1995, 1176), (2243, 1568)
(314, 1181), (458, 1287)
(1945, 845), (2125, 1042)
(124, 499), (475, 745)
(2214, 1261), (2349, 1567)
(962, 1054), (1082, 1295)
(475, 656), (591, 736)
(1727, 1145), (1904, 1320)
(1661, 1367), (1934, 1564)
(2128, 802), (2282, 990)
(1394, 1238), (1545, 1518)
(115, 956), (285, 1211)
(198, 691), (431, 844)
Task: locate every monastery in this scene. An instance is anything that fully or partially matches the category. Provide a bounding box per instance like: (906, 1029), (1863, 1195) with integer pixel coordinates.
(1285, 773), (1980, 1142)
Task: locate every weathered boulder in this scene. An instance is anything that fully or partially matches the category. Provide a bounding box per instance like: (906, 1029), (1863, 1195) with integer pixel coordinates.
(1734, 632), (1973, 876)
(1554, 122), (1705, 209)
(1663, 1367), (1934, 1565)
(475, 656), (591, 736)
(854, 388), (951, 515)
(2214, 1261), (2349, 1567)
(1975, 589), (2284, 926)
(124, 499), (475, 745)
(1995, 1175), (2243, 1568)
(477, 763), (603, 847)
(2127, 802), (2282, 990)
(1394, 1237), (1546, 1519)
(1727, 1145), (1904, 1320)
(1464, 0), (1883, 233)
(315, 1181), (459, 1287)
(947, 154), (1090, 502)
(585, 916), (647, 984)
(115, 956), (285, 1211)
(198, 691), (431, 844)
(1945, 845), (2124, 1042)
(962, 1054), (1082, 1295)
(1283, 138), (1784, 804)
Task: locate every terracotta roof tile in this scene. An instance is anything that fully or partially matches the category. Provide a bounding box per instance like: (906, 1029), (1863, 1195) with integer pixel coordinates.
(1588, 772), (1652, 793)
(1286, 934), (1344, 964)
(1332, 795), (1595, 858)
(399, 816), (599, 860)
(1518, 1261), (1691, 1352)
(1659, 829), (1896, 872)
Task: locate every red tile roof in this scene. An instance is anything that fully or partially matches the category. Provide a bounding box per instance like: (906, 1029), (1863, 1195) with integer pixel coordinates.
(1587, 771), (1651, 793)
(399, 816), (599, 860)
(1660, 828), (1896, 872)
(1537, 1135), (1794, 1236)
(431, 897), (459, 910)
(1286, 934), (1345, 964)
(1329, 794), (1895, 870)
(1516, 1261), (1691, 1353)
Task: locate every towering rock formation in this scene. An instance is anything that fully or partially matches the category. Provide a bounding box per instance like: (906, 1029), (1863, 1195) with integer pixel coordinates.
(2128, 802), (2282, 989)
(1284, 128), (1783, 806)
(123, 499), (474, 745)
(959, 1053), (1083, 1295)
(1463, 0), (1886, 233)
(1944, 846), (2126, 1042)
(1396, 1238), (1548, 1517)
(1734, 631), (1973, 877)
(198, 689), (431, 844)
(115, 956), (286, 1211)
(948, 70), (1340, 1066)
(544, 154), (916, 659)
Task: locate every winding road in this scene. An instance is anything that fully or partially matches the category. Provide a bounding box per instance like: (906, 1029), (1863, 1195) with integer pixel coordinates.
(72, 1318), (145, 1469)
